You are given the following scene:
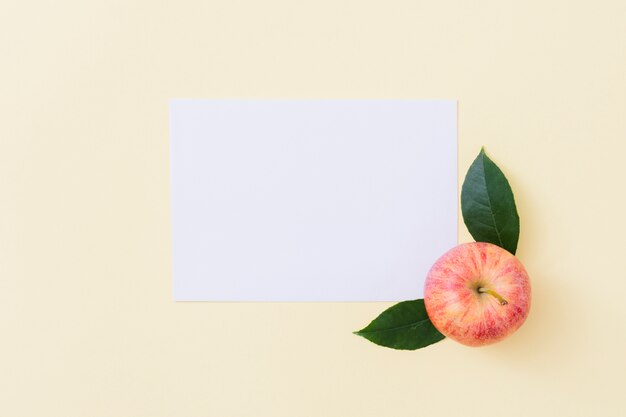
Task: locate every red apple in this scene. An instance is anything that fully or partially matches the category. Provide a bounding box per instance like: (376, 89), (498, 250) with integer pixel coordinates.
(424, 242), (531, 347)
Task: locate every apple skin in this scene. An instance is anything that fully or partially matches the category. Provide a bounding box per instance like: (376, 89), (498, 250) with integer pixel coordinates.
(424, 242), (531, 347)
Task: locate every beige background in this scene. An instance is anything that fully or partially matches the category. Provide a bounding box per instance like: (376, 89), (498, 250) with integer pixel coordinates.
(2, 1), (625, 416)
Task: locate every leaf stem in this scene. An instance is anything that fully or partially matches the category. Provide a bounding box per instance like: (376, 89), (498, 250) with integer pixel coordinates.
(478, 288), (509, 305)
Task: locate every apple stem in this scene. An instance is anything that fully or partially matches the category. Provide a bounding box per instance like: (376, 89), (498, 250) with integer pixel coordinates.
(478, 288), (509, 306)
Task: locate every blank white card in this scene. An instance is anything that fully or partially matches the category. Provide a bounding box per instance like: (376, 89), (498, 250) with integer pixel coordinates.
(170, 100), (457, 301)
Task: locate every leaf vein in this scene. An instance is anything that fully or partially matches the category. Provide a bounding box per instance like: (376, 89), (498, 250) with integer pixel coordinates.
(480, 157), (504, 248)
(358, 320), (431, 335)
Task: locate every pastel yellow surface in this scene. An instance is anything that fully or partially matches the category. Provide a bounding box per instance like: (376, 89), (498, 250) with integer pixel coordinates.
(1, 1), (625, 416)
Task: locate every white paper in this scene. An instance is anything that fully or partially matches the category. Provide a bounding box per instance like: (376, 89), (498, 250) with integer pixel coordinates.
(170, 100), (457, 301)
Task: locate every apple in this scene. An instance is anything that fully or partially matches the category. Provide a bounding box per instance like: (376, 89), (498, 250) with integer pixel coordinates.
(424, 242), (531, 347)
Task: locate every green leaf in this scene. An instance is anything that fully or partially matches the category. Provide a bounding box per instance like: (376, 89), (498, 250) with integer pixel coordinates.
(353, 299), (445, 350)
(461, 148), (520, 254)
